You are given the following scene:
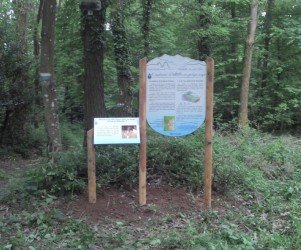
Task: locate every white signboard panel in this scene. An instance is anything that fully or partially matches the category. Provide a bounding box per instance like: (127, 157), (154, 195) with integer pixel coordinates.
(94, 118), (140, 144)
(147, 55), (206, 136)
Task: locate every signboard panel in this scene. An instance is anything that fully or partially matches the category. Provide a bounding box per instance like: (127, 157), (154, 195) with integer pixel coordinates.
(94, 118), (140, 144)
(146, 55), (206, 136)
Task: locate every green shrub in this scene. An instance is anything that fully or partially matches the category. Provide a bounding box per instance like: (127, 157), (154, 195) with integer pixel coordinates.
(147, 130), (204, 190)
(1, 150), (86, 204)
(212, 128), (301, 195)
(95, 145), (140, 188)
(24, 150), (86, 196)
(2, 125), (47, 158)
(60, 122), (83, 149)
(94, 129), (205, 190)
(3, 125), (300, 204)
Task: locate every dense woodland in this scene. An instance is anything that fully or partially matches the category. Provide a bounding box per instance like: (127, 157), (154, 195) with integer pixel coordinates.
(0, 0), (301, 249)
(0, 0), (300, 153)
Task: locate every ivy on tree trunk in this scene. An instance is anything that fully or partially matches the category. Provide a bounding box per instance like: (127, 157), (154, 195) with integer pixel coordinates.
(111, 1), (133, 117)
(80, 0), (107, 141)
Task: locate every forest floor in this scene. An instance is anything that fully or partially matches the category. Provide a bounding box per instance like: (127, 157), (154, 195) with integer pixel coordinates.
(0, 156), (34, 197)
(0, 155), (232, 223)
(1, 130), (300, 249)
(0, 156), (239, 249)
(59, 185), (231, 229)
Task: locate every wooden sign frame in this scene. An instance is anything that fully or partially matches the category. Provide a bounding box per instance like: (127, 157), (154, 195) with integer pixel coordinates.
(86, 58), (148, 205)
(204, 57), (214, 209)
(87, 56), (214, 209)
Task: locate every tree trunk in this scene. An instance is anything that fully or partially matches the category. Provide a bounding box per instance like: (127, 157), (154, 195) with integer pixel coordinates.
(111, 1), (133, 116)
(80, 0), (107, 140)
(261, 0), (274, 90)
(230, 3), (237, 74)
(1, 0), (30, 146)
(40, 0), (62, 153)
(197, 0), (211, 60)
(141, 0), (153, 58)
(238, 0), (258, 127)
(33, 0), (43, 128)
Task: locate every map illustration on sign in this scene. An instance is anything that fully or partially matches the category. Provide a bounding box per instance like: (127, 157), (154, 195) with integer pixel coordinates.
(146, 55), (206, 137)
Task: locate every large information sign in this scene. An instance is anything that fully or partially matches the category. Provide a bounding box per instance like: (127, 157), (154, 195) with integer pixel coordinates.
(94, 118), (140, 144)
(147, 55), (206, 136)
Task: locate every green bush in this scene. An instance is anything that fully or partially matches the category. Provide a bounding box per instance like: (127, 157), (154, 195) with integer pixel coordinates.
(1, 150), (86, 204)
(93, 127), (301, 195)
(24, 150), (86, 196)
(3, 125), (300, 204)
(147, 130), (204, 190)
(60, 122), (83, 149)
(1, 125), (47, 158)
(212, 128), (301, 195)
(95, 145), (140, 188)
(94, 129), (205, 190)
(96, 130), (203, 189)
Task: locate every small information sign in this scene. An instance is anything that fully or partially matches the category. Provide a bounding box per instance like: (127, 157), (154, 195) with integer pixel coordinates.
(147, 54), (206, 136)
(94, 118), (140, 144)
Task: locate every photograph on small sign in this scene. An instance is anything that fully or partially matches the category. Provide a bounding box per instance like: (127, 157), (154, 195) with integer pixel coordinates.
(122, 125), (138, 139)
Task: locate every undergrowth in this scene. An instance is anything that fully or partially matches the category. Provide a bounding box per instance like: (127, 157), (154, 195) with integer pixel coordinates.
(1, 125), (301, 249)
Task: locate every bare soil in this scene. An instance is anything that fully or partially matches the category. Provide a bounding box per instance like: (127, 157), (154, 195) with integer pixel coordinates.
(59, 185), (227, 226)
(1, 156), (229, 227)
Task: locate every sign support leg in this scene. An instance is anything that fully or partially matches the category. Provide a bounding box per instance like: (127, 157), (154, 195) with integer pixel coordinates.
(139, 58), (147, 206)
(87, 128), (96, 203)
(204, 57), (214, 209)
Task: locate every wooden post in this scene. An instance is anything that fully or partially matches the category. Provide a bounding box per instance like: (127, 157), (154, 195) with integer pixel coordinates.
(87, 128), (96, 203)
(204, 57), (214, 209)
(139, 58), (147, 206)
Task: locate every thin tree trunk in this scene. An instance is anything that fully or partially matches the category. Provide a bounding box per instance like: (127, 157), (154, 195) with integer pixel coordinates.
(40, 0), (62, 153)
(33, 0), (43, 128)
(80, 0), (107, 143)
(230, 3), (237, 74)
(197, 0), (211, 60)
(261, 0), (274, 90)
(141, 0), (153, 58)
(111, 1), (133, 116)
(238, 0), (258, 127)
(1, 0), (30, 146)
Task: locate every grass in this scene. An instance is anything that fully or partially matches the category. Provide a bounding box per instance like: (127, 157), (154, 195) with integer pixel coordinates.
(0, 169), (8, 180)
(1, 126), (301, 249)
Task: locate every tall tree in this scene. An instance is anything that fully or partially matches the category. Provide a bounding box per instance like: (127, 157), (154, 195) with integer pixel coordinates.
(80, 0), (107, 139)
(0, 0), (30, 147)
(40, 0), (62, 153)
(261, 0), (274, 91)
(33, 0), (43, 128)
(111, 0), (133, 116)
(56, 0), (83, 122)
(141, 0), (153, 58)
(238, 0), (258, 127)
(197, 0), (211, 60)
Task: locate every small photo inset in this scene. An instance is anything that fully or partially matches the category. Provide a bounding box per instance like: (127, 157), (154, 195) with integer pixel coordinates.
(121, 125), (138, 139)
(182, 91), (200, 103)
(164, 116), (175, 131)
